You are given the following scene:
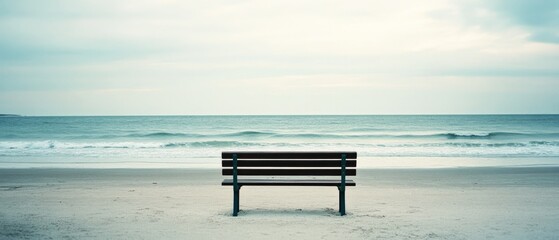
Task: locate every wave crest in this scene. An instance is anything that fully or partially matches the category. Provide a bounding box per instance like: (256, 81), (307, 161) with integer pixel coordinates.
(436, 132), (526, 139)
(163, 141), (265, 148)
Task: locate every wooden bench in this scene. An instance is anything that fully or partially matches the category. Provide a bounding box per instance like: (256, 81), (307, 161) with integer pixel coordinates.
(221, 151), (357, 216)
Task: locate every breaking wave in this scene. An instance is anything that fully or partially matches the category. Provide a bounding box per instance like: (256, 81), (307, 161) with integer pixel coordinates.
(5, 131), (558, 141)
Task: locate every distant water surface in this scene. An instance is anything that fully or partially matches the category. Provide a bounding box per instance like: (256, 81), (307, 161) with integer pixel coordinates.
(1, 115), (558, 168)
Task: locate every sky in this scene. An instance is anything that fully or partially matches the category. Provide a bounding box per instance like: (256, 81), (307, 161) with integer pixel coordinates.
(0, 0), (558, 115)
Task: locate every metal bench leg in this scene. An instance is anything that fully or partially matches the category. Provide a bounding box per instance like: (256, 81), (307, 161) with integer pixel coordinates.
(339, 153), (347, 216)
(232, 153), (240, 216)
(339, 188), (346, 216)
(233, 186), (240, 216)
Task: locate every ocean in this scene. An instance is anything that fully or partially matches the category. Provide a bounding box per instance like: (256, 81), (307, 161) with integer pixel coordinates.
(1, 115), (559, 168)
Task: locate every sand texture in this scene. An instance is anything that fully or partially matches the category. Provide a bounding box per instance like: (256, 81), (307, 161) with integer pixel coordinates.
(1, 167), (559, 239)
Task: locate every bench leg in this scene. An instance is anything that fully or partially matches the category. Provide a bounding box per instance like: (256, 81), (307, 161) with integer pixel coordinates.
(338, 188), (346, 216)
(233, 186), (240, 216)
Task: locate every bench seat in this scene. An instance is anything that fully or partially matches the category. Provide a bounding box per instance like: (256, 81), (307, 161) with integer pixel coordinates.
(222, 179), (356, 186)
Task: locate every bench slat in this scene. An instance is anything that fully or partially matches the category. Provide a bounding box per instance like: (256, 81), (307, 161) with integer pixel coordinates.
(222, 159), (356, 167)
(222, 179), (356, 186)
(222, 168), (356, 176)
(222, 151), (357, 159)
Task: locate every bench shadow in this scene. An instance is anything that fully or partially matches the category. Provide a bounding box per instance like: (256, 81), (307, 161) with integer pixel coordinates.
(234, 207), (342, 217)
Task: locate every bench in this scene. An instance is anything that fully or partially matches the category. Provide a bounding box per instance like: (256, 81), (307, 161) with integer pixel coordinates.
(221, 151), (357, 216)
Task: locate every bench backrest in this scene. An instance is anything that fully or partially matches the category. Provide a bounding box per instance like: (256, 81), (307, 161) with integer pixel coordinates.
(222, 151), (357, 176)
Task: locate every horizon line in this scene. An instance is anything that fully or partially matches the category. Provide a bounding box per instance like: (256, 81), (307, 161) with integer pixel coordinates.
(3, 113), (559, 117)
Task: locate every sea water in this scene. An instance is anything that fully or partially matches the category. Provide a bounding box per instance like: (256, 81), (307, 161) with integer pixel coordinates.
(1, 115), (558, 168)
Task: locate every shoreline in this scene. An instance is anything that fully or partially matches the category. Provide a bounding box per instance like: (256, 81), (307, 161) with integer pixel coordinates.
(2, 165), (559, 171)
(2, 156), (559, 169)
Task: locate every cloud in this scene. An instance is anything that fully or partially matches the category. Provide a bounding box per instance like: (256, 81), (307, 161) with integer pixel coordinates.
(487, 0), (559, 44)
(491, 0), (559, 27)
(497, 0), (559, 44)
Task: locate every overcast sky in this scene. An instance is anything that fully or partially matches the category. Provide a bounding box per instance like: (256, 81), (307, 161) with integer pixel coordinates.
(1, 0), (558, 115)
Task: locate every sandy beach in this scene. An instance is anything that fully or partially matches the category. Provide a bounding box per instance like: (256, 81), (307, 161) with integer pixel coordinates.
(1, 167), (558, 239)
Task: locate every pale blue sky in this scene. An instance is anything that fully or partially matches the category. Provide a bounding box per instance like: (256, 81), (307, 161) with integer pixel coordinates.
(1, 0), (558, 115)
